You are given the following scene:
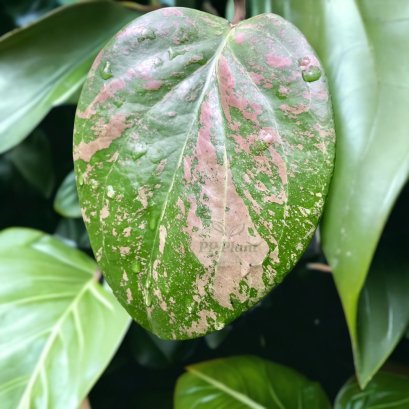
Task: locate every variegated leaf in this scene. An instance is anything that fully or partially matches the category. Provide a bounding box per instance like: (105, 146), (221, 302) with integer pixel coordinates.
(73, 8), (335, 339)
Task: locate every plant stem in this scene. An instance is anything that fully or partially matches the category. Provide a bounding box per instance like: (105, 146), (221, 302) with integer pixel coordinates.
(231, 0), (246, 25)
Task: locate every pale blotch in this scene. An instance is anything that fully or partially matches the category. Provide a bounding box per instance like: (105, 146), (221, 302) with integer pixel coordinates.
(137, 186), (152, 209)
(266, 53), (292, 68)
(100, 204), (109, 221)
(159, 225), (167, 254)
(74, 113), (130, 162)
(184, 310), (217, 337)
(120, 246), (130, 256)
(123, 227), (132, 237)
(185, 92), (270, 309)
(126, 288), (133, 304)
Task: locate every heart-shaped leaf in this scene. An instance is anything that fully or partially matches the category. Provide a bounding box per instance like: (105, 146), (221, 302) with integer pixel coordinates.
(0, 228), (130, 409)
(54, 170), (82, 218)
(174, 356), (331, 408)
(74, 8), (335, 339)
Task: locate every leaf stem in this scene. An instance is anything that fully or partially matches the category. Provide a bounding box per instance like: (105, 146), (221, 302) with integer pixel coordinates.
(231, 0), (246, 25)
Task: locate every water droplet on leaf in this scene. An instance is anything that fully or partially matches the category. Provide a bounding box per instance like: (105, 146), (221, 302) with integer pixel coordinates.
(138, 28), (156, 43)
(302, 66), (321, 82)
(144, 290), (152, 307)
(78, 173), (84, 186)
(132, 261), (141, 273)
(100, 61), (113, 80)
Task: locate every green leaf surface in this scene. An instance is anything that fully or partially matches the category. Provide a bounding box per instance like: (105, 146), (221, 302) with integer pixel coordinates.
(130, 324), (197, 369)
(54, 170), (81, 218)
(74, 8), (335, 339)
(0, 228), (130, 409)
(54, 217), (90, 249)
(335, 372), (409, 409)
(356, 184), (409, 384)
(0, 0), (143, 154)
(174, 356), (331, 409)
(271, 0), (409, 386)
(6, 130), (55, 198)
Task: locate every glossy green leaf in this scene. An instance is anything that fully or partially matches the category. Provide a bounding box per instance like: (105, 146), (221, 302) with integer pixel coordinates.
(356, 184), (409, 384)
(0, 0), (143, 154)
(54, 217), (90, 249)
(0, 228), (130, 409)
(130, 324), (197, 369)
(54, 170), (81, 218)
(335, 372), (409, 409)
(271, 0), (409, 386)
(174, 356), (331, 408)
(6, 130), (55, 198)
(74, 8), (335, 339)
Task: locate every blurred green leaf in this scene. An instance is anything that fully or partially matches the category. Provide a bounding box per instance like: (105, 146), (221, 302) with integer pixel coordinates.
(54, 217), (90, 248)
(54, 170), (81, 218)
(0, 228), (130, 409)
(2, 0), (58, 26)
(175, 356), (331, 408)
(0, 0), (144, 154)
(271, 0), (409, 386)
(6, 129), (55, 197)
(204, 326), (232, 350)
(130, 324), (197, 369)
(355, 184), (409, 384)
(335, 372), (409, 409)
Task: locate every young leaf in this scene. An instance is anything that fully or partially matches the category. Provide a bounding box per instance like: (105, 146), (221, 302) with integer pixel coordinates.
(0, 0), (144, 154)
(174, 356), (331, 408)
(271, 0), (409, 386)
(54, 170), (82, 218)
(74, 8), (335, 339)
(0, 228), (130, 409)
(6, 130), (55, 198)
(355, 184), (409, 384)
(334, 372), (409, 409)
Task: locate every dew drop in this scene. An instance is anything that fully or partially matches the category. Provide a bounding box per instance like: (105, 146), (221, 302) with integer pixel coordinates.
(78, 173), (84, 186)
(144, 291), (152, 307)
(302, 66), (321, 82)
(138, 28), (156, 43)
(134, 148), (147, 160)
(100, 61), (113, 80)
(132, 261), (141, 273)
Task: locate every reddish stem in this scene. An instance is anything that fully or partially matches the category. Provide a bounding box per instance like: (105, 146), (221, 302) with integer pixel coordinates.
(232, 0), (246, 25)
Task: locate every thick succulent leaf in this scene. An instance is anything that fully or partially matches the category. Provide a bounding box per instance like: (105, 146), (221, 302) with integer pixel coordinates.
(0, 0), (143, 154)
(74, 8), (335, 339)
(0, 228), (130, 409)
(270, 0), (409, 386)
(174, 356), (331, 408)
(334, 372), (409, 409)
(54, 170), (81, 218)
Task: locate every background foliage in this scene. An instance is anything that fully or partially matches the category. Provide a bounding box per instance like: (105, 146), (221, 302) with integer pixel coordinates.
(0, 0), (408, 408)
